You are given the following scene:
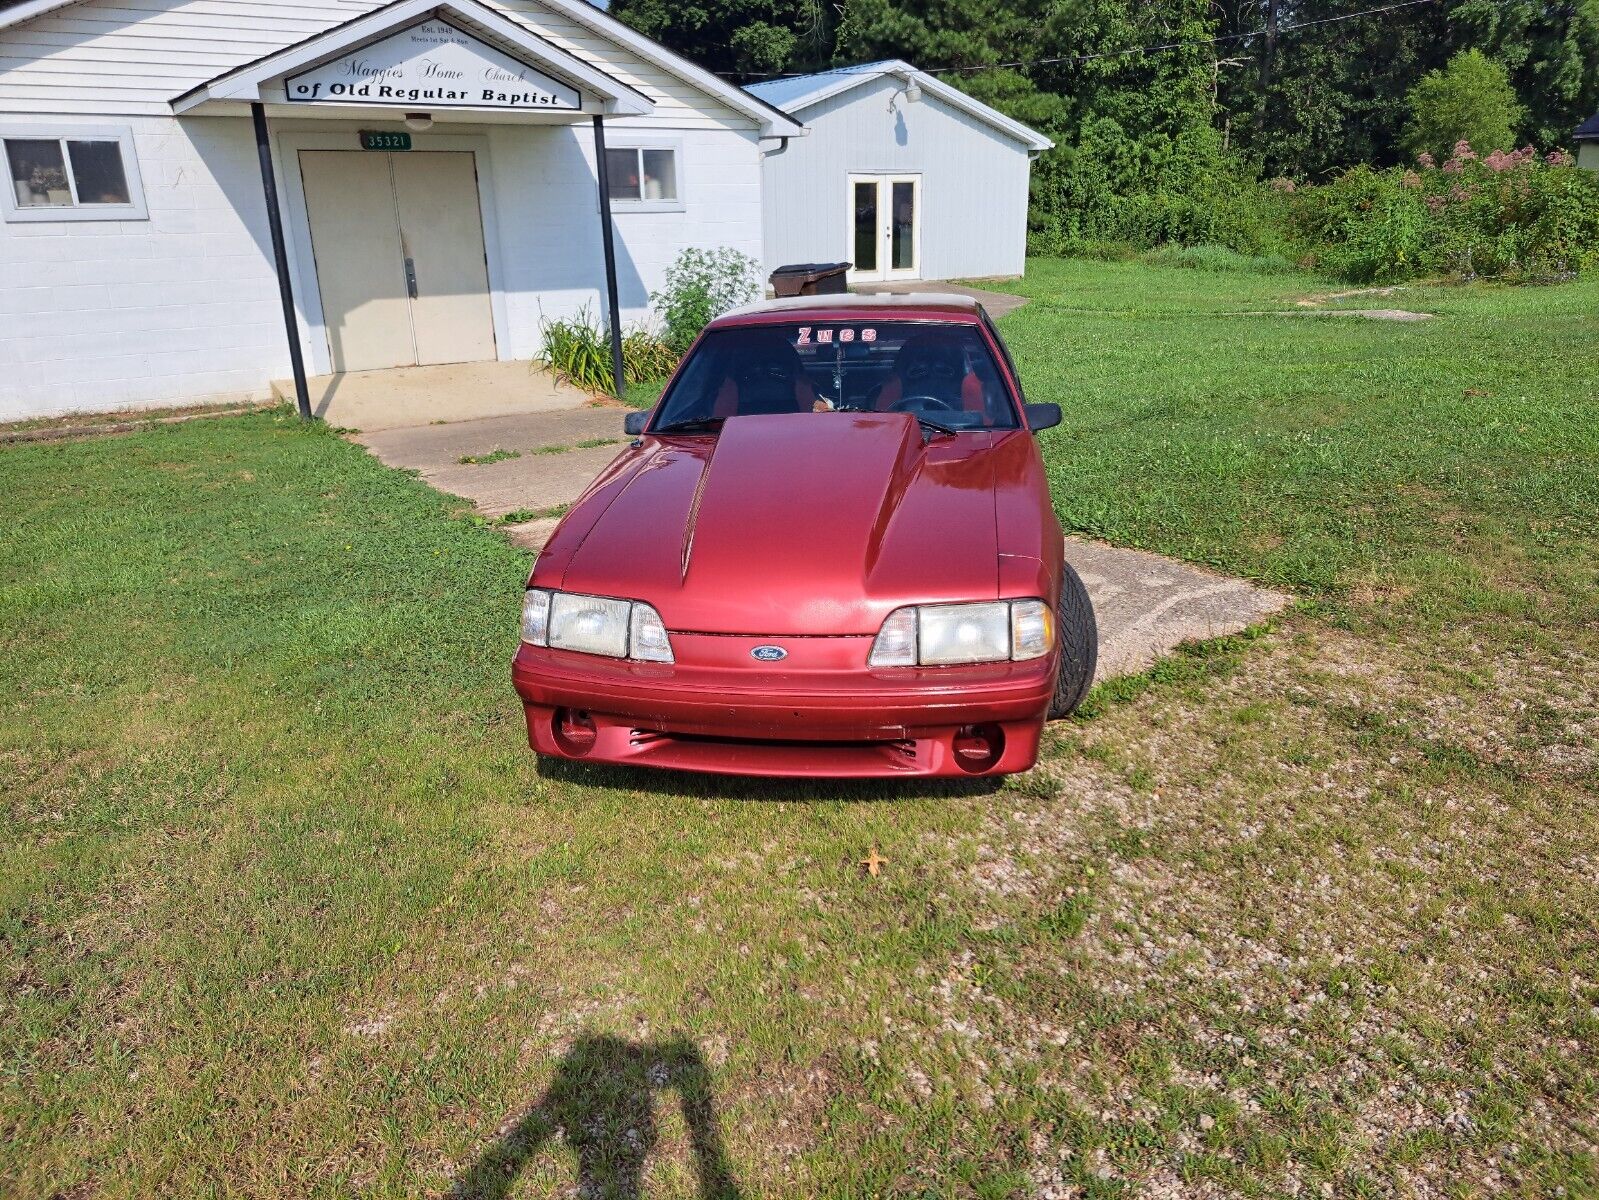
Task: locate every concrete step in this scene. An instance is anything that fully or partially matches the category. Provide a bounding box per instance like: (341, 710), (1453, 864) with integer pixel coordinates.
(272, 359), (591, 431)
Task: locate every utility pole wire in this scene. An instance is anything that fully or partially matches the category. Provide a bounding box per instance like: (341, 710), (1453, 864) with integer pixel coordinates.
(724, 0), (1443, 79)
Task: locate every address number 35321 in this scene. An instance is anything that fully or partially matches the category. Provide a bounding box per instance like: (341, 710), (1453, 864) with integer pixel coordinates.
(359, 130), (413, 152)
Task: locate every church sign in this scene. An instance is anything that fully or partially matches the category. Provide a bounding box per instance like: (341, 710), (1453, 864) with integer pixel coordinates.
(286, 19), (582, 111)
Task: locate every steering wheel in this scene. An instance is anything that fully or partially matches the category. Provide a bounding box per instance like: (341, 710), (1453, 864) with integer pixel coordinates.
(888, 394), (958, 413)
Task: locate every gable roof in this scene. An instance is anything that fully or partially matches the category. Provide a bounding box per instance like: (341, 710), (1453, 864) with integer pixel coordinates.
(746, 59), (1052, 151)
(745, 59), (902, 109)
(1576, 111), (1599, 141)
(0, 0), (805, 136)
(171, 0), (652, 116)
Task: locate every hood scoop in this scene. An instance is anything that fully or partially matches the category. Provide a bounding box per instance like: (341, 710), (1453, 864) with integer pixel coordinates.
(559, 412), (1000, 635)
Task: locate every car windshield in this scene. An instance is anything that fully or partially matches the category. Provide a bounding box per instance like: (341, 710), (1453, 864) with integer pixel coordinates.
(650, 320), (1020, 432)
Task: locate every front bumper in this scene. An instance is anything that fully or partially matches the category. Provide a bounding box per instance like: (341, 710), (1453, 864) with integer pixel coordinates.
(511, 632), (1055, 778)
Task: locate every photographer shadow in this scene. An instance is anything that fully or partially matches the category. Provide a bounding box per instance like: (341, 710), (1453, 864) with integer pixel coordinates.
(452, 1034), (741, 1200)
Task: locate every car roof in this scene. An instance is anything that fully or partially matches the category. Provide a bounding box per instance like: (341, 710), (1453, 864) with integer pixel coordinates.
(712, 292), (986, 327)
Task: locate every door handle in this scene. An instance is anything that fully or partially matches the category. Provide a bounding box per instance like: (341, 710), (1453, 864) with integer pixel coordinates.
(404, 256), (418, 300)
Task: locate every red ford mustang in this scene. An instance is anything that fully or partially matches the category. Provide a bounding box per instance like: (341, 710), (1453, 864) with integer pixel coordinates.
(512, 294), (1097, 778)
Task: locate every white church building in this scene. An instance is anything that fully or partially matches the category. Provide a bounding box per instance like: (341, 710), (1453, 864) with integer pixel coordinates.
(0, 0), (1046, 422)
(0, 0), (804, 420)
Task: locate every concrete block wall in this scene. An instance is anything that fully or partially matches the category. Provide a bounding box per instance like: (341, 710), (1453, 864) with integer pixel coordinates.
(1, 114), (767, 421)
(487, 122), (766, 358)
(0, 114), (288, 420)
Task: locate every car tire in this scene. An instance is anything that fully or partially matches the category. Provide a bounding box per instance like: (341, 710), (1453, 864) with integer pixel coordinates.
(1048, 561), (1098, 719)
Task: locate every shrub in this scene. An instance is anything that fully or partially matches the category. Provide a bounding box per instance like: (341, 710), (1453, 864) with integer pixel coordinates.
(1028, 118), (1294, 259)
(651, 247), (763, 355)
(1290, 152), (1599, 283)
(1043, 237), (1142, 262)
(538, 305), (677, 395)
(1290, 166), (1429, 283)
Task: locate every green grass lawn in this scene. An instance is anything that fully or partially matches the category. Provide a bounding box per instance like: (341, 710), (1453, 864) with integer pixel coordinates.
(3, 260), (1596, 1198)
(999, 261), (1599, 632)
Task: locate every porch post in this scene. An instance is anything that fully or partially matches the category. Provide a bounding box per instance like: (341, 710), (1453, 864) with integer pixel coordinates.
(251, 101), (311, 420)
(590, 114), (627, 400)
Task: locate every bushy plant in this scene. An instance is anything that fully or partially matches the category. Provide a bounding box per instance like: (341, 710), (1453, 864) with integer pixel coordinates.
(538, 306), (678, 395)
(1403, 49), (1523, 164)
(621, 327), (679, 381)
(1028, 117), (1293, 259)
(1289, 165), (1429, 282)
(651, 247), (763, 355)
(1291, 148), (1599, 283)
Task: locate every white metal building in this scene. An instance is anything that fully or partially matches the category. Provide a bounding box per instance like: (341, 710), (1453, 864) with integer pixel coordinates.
(747, 61), (1052, 286)
(0, 0), (801, 420)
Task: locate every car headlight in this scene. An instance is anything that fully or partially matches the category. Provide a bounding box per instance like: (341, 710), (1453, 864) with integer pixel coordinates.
(520, 588), (674, 663)
(868, 599), (1052, 667)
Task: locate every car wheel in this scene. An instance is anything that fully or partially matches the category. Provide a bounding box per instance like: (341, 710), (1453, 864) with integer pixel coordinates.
(1048, 561), (1098, 719)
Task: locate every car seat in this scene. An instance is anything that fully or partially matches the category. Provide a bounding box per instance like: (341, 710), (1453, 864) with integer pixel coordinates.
(710, 330), (820, 417)
(874, 332), (986, 414)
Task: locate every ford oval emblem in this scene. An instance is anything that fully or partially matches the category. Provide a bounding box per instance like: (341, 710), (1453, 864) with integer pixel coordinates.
(751, 645), (787, 662)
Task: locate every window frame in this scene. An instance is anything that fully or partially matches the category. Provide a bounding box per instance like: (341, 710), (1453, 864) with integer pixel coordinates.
(1, 124), (148, 223)
(600, 137), (684, 214)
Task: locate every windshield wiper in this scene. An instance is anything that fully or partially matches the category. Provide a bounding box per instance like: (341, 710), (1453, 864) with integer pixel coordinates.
(651, 417), (726, 436)
(914, 414), (959, 439)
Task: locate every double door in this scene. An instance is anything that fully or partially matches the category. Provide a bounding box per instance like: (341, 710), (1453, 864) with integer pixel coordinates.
(848, 174), (920, 283)
(299, 150), (497, 373)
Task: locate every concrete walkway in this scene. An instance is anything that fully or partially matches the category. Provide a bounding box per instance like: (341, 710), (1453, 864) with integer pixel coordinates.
(273, 360), (585, 432)
(354, 405), (629, 545)
(352, 409), (1290, 684)
(1067, 538), (1289, 681)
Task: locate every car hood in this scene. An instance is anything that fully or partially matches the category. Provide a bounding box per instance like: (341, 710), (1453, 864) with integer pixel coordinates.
(542, 412), (1028, 636)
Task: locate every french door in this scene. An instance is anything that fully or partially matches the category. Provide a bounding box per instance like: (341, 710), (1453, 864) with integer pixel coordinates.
(848, 174), (920, 283)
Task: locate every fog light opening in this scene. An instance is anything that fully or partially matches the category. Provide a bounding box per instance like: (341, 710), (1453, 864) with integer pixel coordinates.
(553, 708), (598, 755)
(952, 723), (1004, 772)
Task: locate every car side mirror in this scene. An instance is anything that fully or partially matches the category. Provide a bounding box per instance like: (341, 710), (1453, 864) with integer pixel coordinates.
(623, 411), (649, 436)
(1024, 403), (1061, 433)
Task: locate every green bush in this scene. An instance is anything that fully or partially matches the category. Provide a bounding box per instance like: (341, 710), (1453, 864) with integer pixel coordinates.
(537, 306), (677, 395)
(1034, 145), (1599, 287)
(1291, 151), (1599, 283)
(651, 247), (763, 355)
(1049, 238), (1142, 262)
(1403, 49), (1524, 165)
(1028, 118), (1293, 259)
(622, 328), (678, 381)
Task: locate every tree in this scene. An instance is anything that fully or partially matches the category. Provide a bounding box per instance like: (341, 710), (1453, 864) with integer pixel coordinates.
(1448, 0), (1599, 149)
(608, 0), (833, 79)
(1404, 48), (1524, 161)
(1216, 0), (1451, 178)
(606, 0), (1598, 237)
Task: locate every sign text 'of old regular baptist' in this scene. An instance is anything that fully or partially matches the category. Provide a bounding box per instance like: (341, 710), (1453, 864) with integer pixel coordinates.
(285, 20), (582, 111)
